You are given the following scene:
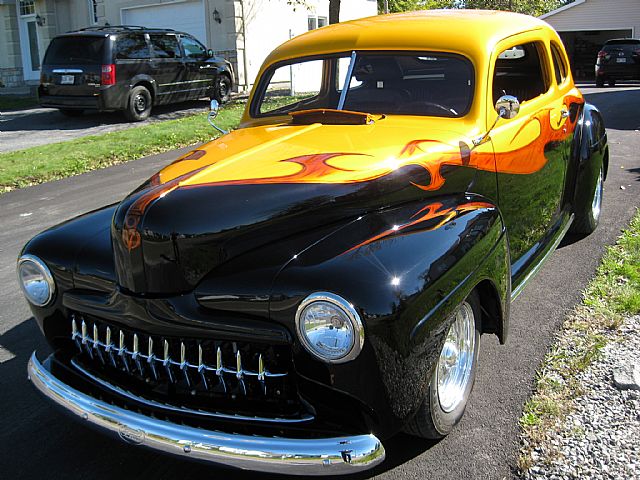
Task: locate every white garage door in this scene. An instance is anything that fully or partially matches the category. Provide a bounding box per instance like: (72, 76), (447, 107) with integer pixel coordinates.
(122, 1), (207, 45)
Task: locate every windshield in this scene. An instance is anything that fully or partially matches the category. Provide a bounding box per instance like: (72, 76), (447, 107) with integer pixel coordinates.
(44, 36), (106, 65)
(253, 51), (474, 118)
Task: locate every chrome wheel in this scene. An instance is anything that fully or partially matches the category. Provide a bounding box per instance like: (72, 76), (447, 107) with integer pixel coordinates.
(436, 301), (476, 413)
(592, 167), (603, 221)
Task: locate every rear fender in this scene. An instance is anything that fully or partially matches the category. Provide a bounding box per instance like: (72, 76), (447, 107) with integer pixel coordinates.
(572, 103), (608, 209)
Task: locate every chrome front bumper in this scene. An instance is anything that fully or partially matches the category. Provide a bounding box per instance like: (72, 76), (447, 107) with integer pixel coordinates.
(28, 352), (385, 475)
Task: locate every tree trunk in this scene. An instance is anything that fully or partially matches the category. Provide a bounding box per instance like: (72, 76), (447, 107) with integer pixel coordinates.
(329, 0), (341, 24)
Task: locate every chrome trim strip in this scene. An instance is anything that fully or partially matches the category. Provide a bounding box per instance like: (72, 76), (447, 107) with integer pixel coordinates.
(52, 69), (83, 74)
(28, 353), (384, 474)
(158, 79), (211, 87)
(511, 214), (574, 301)
(69, 358), (314, 424)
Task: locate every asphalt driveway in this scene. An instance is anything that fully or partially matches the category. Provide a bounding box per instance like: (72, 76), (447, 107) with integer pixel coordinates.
(0, 99), (212, 153)
(0, 86), (639, 479)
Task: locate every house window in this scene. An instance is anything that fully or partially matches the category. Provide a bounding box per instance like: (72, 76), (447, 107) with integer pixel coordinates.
(307, 15), (328, 31)
(19, 1), (36, 16)
(88, 0), (99, 24)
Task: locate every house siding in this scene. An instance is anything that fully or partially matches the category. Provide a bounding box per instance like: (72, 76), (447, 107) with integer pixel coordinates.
(542, 0), (640, 36)
(0, 4), (23, 87)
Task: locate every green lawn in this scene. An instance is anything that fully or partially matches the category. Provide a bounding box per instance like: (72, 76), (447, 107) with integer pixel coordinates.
(0, 95), (308, 194)
(0, 95), (39, 111)
(0, 101), (245, 193)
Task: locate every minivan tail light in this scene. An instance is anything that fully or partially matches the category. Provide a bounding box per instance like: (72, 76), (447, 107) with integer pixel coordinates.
(101, 64), (116, 85)
(597, 51), (607, 59)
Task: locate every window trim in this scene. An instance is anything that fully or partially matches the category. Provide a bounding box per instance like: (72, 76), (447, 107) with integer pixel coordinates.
(550, 41), (569, 87)
(87, 0), (99, 25)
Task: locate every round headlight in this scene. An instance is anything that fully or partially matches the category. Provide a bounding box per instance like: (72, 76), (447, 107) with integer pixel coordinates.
(295, 292), (364, 363)
(17, 255), (55, 307)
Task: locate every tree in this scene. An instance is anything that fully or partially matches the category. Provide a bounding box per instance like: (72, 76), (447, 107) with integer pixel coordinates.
(377, 0), (568, 16)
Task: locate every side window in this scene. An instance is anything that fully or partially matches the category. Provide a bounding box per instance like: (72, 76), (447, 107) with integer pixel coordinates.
(550, 43), (568, 85)
(493, 41), (550, 104)
(150, 34), (182, 59)
(115, 34), (150, 60)
(180, 35), (207, 60)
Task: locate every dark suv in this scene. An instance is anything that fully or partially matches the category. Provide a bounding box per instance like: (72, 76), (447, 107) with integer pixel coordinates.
(39, 26), (235, 121)
(595, 38), (640, 87)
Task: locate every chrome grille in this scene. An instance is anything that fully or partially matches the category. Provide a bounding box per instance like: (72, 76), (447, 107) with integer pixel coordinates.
(69, 314), (300, 418)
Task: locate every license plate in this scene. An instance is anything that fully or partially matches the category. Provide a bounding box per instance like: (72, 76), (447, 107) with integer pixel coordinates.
(616, 58), (627, 63)
(60, 75), (75, 84)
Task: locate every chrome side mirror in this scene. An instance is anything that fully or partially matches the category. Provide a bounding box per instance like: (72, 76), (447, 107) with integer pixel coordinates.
(473, 95), (521, 147)
(495, 95), (520, 119)
(208, 99), (228, 135)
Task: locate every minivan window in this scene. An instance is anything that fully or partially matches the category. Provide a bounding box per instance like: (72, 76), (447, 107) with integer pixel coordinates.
(115, 34), (150, 60)
(150, 34), (181, 59)
(44, 36), (105, 65)
(180, 36), (207, 59)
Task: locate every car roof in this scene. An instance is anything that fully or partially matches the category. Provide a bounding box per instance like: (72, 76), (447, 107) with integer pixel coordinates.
(264, 10), (551, 66)
(604, 38), (640, 43)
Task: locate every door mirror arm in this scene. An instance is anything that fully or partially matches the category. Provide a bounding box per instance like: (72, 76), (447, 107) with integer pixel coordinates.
(472, 95), (520, 148)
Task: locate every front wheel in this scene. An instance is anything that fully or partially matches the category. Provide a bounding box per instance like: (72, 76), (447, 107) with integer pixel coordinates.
(608, 78), (616, 87)
(123, 85), (152, 122)
(404, 292), (481, 439)
(571, 165), (604, 235)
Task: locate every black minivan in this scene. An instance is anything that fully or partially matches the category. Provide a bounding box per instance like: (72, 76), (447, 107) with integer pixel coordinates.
(39, 26), (235, 121)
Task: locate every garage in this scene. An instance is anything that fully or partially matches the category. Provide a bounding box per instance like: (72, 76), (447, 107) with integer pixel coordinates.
(557, 29), (632, 80)
(541, 0), (640, 81)
(121, 1), (207, 45)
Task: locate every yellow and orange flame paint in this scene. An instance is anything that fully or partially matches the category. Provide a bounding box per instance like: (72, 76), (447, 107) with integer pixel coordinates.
(120, 96), (583, 252)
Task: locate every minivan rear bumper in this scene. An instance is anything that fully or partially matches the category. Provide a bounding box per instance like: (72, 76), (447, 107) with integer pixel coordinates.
(39, 94), (101, 110)
(38, 85), (125, 111)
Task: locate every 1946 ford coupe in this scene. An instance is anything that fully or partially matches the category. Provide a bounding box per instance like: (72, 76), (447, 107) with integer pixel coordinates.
(21, 10), (608, 475)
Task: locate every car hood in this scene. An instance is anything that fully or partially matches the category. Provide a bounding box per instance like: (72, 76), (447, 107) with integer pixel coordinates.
(112, 119), (487, 294)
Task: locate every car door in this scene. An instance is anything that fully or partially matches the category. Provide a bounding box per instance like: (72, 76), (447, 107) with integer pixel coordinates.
(178, 34), (211, 100)
(148, 33), (186, 104)
(488, 37), (569, 282)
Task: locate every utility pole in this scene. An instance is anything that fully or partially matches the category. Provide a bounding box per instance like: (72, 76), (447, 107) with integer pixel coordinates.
(384, 0), (389, 14)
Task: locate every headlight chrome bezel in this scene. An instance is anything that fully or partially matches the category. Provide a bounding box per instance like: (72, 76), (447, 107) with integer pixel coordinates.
(17, 254), (55, 307)
(295, 292), (364, 364)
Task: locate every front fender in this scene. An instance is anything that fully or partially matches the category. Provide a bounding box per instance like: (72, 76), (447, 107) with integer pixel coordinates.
(270, 194), (509, 436)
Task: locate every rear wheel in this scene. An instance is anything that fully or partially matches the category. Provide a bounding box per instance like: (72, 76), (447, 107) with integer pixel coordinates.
(404, 292), (481, 439)
(59, 109), (84, 117)
(124, 85), (152, 122)
(212, 74), (231, 104)
(595, 77), (605, 88)
(571, 165), (604, 235)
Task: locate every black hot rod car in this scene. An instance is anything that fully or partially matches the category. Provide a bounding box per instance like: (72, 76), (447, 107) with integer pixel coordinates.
(21, 11), (607, 475)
